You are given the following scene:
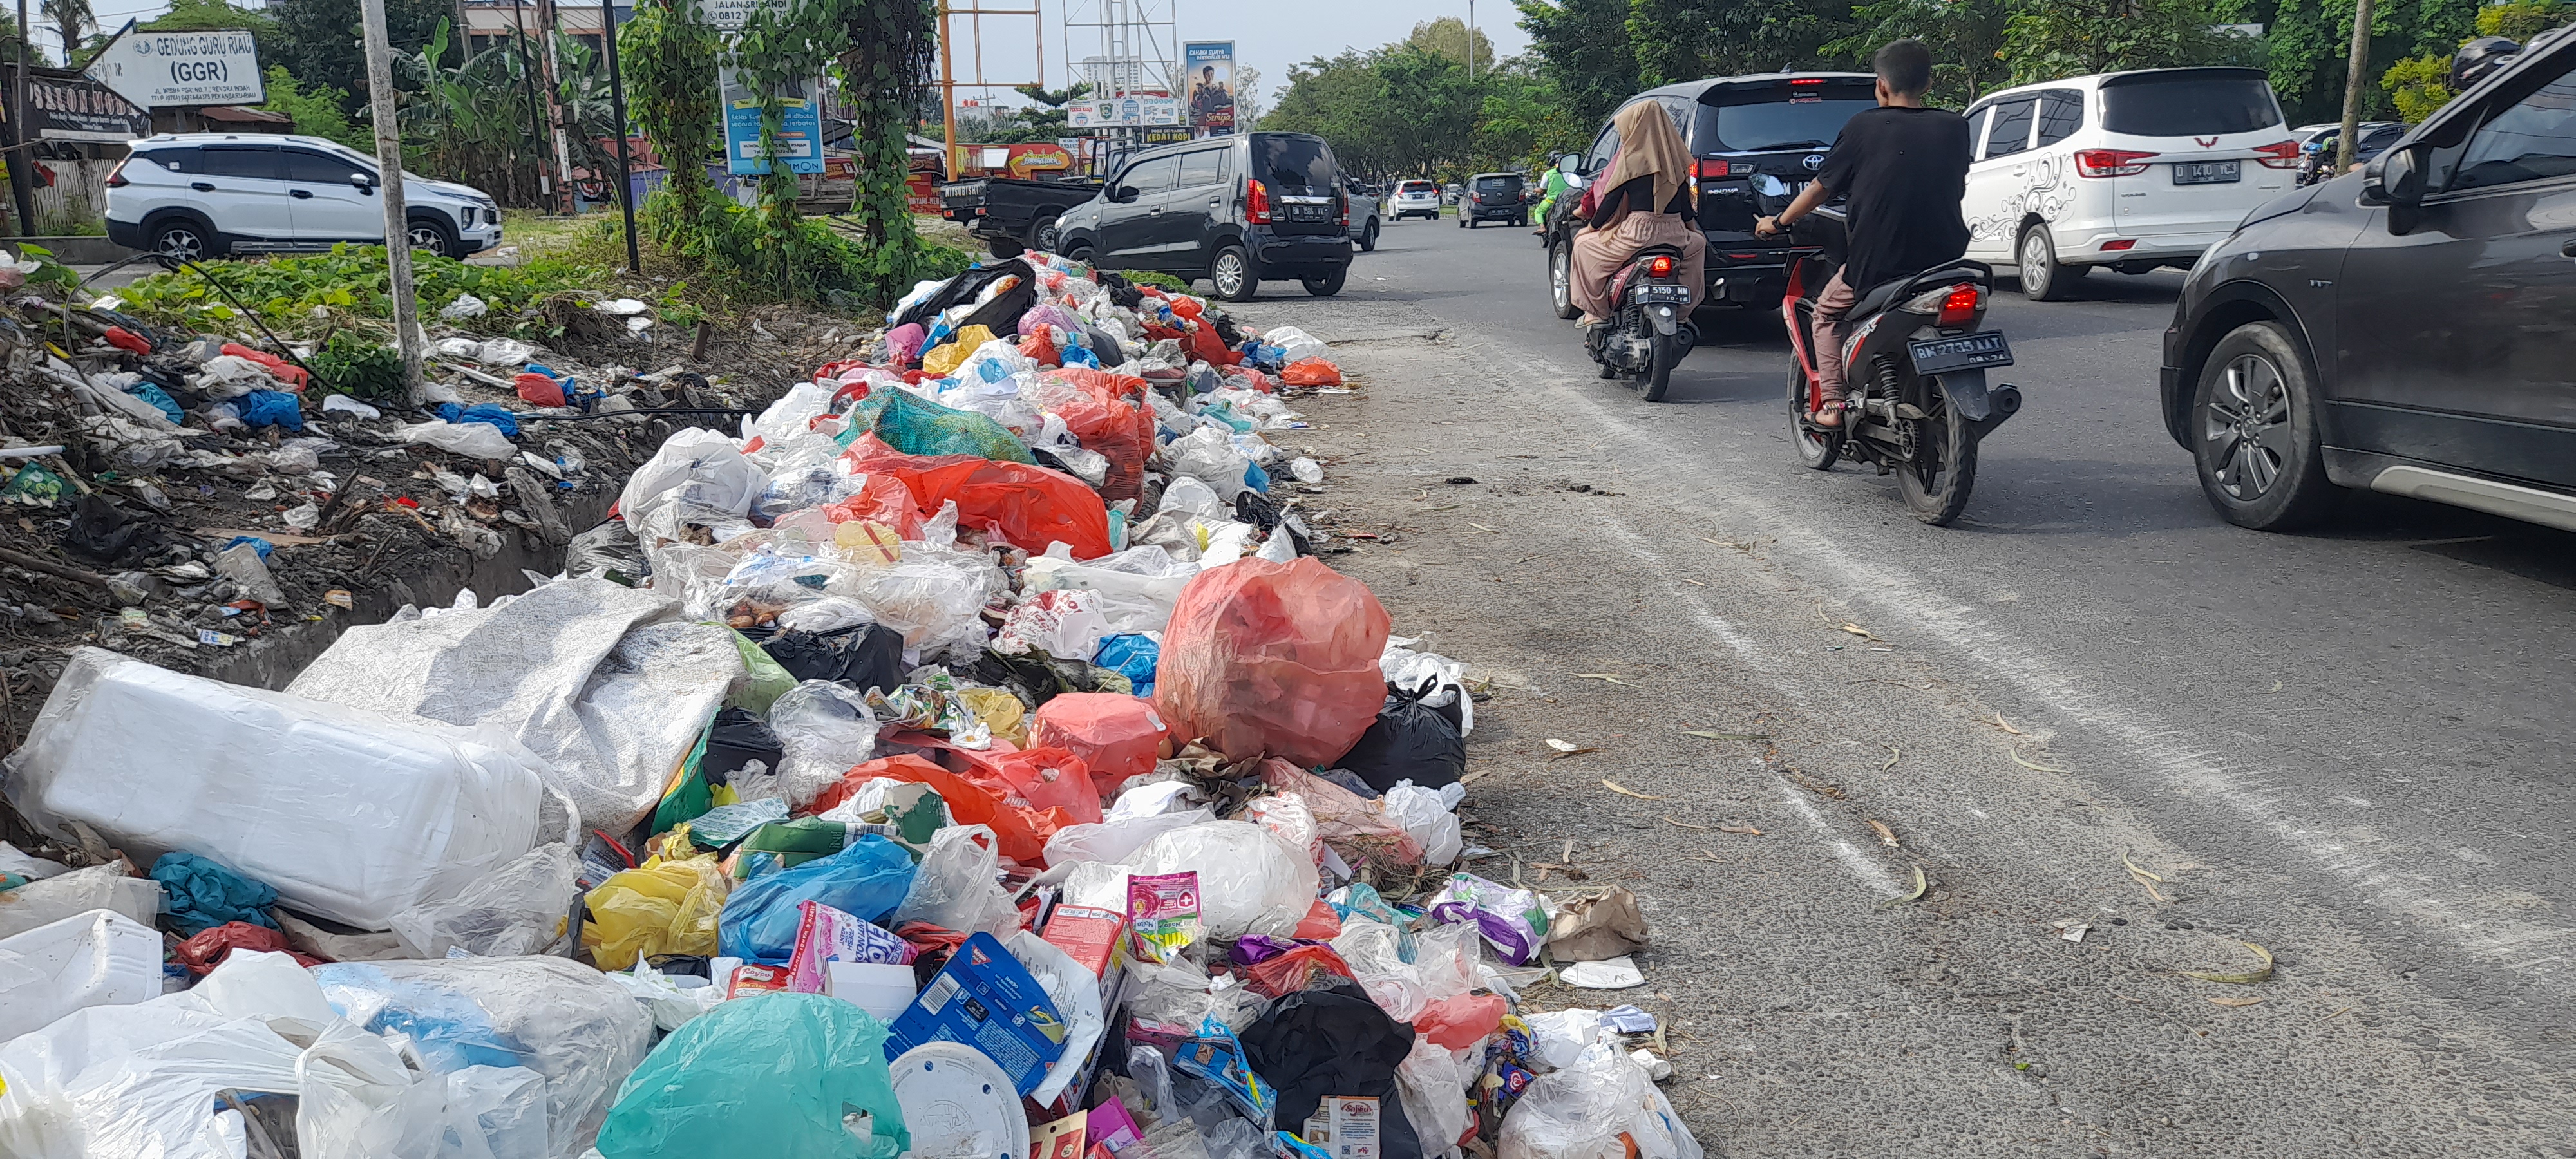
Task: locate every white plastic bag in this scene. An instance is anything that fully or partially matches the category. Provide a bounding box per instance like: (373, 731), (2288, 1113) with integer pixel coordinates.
(1497, 1041), (1699, 1159)
(1397, 1038), (1476, 1159)
(1245, 794), (1323, 866)
(386, 843), (582, 959)
(1521, 1008), (1605, 1072)
(1384, 780), (1464, 865)
(0, 908), (162, 1042)
(400, 419), (520, 459)
(0, 862), (162, 941)
(442, 1065), (553, 1159)
(618, 428), (763, 535)
(1261, 326), (1327, 365)
(440, 292), (488, 320)
(892, 825), (1019, 937)
(765, 681), (882, 808)
(1021, 544), (1197, 635)
(1006, 931), (1106, 1106)
(854, 556), (996, 649)
(0, 999), (304, 1158)
(1119, 820), (1319, 939)
(607, 959), (729, 1032)
(1042, 807), (1213, 868)
(1159, 427), (1250, 496)
(296, 1020), (453, 1159)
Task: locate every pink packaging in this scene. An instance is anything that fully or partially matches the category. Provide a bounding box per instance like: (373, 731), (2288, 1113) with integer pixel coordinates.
(785, 899), (918, 994)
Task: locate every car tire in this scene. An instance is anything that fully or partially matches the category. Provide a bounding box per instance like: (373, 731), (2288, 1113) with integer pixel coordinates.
(1032, 218), (1062, 252)
(1301, 266), (1347, 297)
(2192, 321), (2341, 531)
(1549, 239), (1581, 321)
(1211, 244), (1258, 301)
(1360, 221), (1378, 252)
(408, 218), (460, 260)
(149, 216), (220, 261)
(2016, 225), (2085, 301)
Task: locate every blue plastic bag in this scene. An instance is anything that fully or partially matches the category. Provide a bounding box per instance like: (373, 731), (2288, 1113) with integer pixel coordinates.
(1094, 633), (1159, 698)
(125, 381), (183, 422)
(718, 834), (917, 963)
(438, 402), (522, 438)
(150, 851), (279, 936)
(223, 535), (274, 560)
(240, 389), (304, 431)
(595, 994), (908, 1159)
(1244, 460), (1271, 495)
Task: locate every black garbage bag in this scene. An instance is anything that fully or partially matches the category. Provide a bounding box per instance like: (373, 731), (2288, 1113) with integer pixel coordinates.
(1336, 681), (1466, 793)
(896, 259), (1036, 333)
(1240, 982), (1423, 1159)
(701, 708), (784, 787)
(761, 623), (905, 693)
(63, 495), (157, 565)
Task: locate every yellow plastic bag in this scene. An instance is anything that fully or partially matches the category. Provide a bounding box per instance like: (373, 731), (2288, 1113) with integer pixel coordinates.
(582, 854), (730, 970)
(920, 325), (996, 377)
(958, 686), (1028, 746)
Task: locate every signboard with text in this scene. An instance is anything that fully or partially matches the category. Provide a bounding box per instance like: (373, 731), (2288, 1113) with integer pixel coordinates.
(1183, 41), (1235, 131)
(1066, 95), (1180, 128)
(86, 30), (263, 108)
(5, 68), (151, 142)
(721, 67), (823, 174)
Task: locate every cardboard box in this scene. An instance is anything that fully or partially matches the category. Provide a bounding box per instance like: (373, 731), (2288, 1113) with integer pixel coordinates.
(1034, 1112), (1087, 1159)
(1041, 905), (1129, 981)
(825, 961), (920, 1021)
(885, 931), (1068, 1097)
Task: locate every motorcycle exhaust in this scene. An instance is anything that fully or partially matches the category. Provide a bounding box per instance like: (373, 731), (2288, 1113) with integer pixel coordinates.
(1992, 383), (2023, 416)
(1676, 321), (1700, 352)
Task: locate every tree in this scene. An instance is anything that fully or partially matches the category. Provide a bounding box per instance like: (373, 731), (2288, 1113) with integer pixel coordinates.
(1234, 65), (1266, 124)
(39, 0), (90, 66)
(254, 65), (371, 150)
(269, 0), (453, 104)
(2229, 0), (2483, 124)
(2002, 0), (2257, 83)
(1515, 0), (1638, 130)
(140, 0), (279, 38)
(1828, 0), (2012, 105)
(1406, 15), (1497, 71)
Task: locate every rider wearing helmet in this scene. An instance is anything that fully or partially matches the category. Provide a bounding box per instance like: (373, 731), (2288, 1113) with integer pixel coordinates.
(2452, 35), (2524, 90)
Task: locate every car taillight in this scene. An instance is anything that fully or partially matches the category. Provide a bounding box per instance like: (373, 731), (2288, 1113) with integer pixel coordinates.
(1338, 195), (1349, 227)
(2251, 140), (2302, 169)
(104, 158), (130, 188)
(1646, 255), (1676, 277)
(2074, 149), (2157, 178)
(2101, 239), (2136, 251)
(1694, 158), (1730, 179)
(1246, 179), (1271, 225)
(1790, 77), (1824, 86)
(1935, 283), (1980, 328)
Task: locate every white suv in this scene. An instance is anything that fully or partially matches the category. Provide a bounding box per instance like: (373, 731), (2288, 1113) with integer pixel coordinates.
(1959, 68), (2295, 300)
(105, 133), (502, 261)
(1390, 179), (1441, 220)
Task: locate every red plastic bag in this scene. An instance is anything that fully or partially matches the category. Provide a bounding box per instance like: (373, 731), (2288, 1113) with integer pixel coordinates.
(102, 326), (151, 355)
(868, 451), (1114, 559)
(1414, 992), (1506, 1049)
(820, 470), (926, 538)
(909, 737), (1105, 826)
(1155, 558), (1390, 765)
(1182, 321), (1240, 368)
(1030, 370), (1156, 502)
(1247, 944), (1358, 999)
(515, 372), (567, 407)
(221, 343), (311, 390)
(809, 754), (1052, 863)
(173, 921), (327, 974)
(1280, 359), (1343, 386)
(1019, 328), (1059, 367)
(1030, 693), (1169, 795)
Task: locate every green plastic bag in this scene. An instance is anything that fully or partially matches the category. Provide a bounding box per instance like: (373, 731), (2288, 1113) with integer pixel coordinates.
(594, 992), (910, 1159)
(728, 630), (797, 715)
(852, 381), (1036, 464)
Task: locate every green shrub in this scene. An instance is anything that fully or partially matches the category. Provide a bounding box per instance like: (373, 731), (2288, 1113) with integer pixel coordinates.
(1117, 269), (1188, 292)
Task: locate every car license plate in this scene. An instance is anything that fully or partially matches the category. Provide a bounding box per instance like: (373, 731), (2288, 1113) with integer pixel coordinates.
(1908, 330), (2014, 373)
(1632, 285), (1691, 303)
(1287, 205), (1331, 222)
(2172, 160), (2241, 185)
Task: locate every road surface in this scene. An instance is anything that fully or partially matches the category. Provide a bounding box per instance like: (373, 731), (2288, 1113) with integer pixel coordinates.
(1227, 217), (2576, 1154)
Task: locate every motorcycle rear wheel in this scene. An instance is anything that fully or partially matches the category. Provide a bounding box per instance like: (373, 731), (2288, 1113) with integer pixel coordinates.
(1641, 330), (1679, 402)
(1897, 378), (1978, 525)
(1788, 359), (1841, 470)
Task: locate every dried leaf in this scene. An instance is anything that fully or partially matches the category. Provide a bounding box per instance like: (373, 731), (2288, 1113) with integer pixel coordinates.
(1573, 673), (1638, 686)
(1681, 578), (1707, 587)
(1680, 730), (1766, 740)
(1544, 738), (1580, 753)
(1718, 824), (1763, 836)
(1882, 745), (1902, 771)
(1661, 815), (1710, 830)
(2264, 680), (2284, 694)
(2121, 851), (2165, 883)
(1467, 522), (1499, 533)
(1866, 819), (1899, 847)
(1987, 713), (2025, 735)
(2206, 996), (2264, 1008)
(1839, 622), (1880, 641)
(2009, 748), (2069, 774)
(1602, 779), (1666, 801)
(1882, 865), (1928, 908)
(2179, 941), (2275, 985)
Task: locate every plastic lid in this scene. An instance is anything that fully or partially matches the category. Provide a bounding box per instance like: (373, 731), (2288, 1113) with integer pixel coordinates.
(889, 1042), (1030, 1159)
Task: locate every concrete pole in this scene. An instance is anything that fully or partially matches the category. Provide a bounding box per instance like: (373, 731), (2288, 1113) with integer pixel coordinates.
(7, 0), (36, 236)
(361, 0), (427, 403)
(601, 0), (638, 270)
(2336, 0), (2375, 174)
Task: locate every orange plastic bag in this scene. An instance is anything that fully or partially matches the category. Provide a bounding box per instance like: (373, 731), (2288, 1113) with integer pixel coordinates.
(1182, 321), (1240, 368)
(1029, 692), (1169, 795)
(1019, 328), (1059, 366)
(1155, 558), (1390, 765)
(868, 451), (1114, 559)
(914, 737), (1104, 825)
(808, 754), (1052, 863)
(1280, 358), (1342, 386)
(1029, 370), (1156, 503)
(819, 471), (926, 538)
(1414, 992), (1506, 1049)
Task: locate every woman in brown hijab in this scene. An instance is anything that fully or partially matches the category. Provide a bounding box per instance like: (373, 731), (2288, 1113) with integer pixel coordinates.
(1568, 101), (1707, 327)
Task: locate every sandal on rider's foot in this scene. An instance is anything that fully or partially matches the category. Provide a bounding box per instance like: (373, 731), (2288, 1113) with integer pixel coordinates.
(1812, 399), (1847, 428)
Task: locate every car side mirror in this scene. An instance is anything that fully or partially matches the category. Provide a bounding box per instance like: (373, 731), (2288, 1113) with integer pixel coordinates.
(1558, 153), (1584, 174)
(2362, 144), (2426, 208)
(350, 172), (376, 193)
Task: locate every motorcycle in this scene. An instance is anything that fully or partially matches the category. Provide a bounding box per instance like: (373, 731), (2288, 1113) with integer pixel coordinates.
(1783, 207), (2022, 525)
(1585, 245), (1698, 402)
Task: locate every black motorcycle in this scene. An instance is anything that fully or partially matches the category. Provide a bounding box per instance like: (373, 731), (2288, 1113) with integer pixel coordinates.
(1782, 208), (2022, 525)
(1585, 245), (1697, 402)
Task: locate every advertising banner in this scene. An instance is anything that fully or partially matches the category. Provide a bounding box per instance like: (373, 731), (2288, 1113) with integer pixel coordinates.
(1066, 95), (1180, 129)
(86, 29), (264, 108)
(1183, 42), (1236, 131)
(720, 66), (823, 175)
(7, 68), (150, 142)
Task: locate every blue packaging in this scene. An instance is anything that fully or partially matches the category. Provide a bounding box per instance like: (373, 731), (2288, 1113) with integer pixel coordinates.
(883, 932), (1068, 1096)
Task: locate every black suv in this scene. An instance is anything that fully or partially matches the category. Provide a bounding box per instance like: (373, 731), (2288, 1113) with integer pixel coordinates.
(2159, 26), (2576, 534)
(1461, 171), (1528, 227)
(1055, 131), (1354, 301)
(1546, 73), (1879, 317)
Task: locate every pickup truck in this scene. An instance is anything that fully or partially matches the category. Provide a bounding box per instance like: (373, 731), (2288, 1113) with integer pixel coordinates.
(938, 176), (1105, 256)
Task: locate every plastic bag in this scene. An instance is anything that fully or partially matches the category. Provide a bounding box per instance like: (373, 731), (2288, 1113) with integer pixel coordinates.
(400, 417), (519, 459)
(1095, 633), (1162, 697)
(0, 862), (162, 941)
(1120, 820), (1319, 939)
(620, 428), (763, 536)
(1260, 760), (1424, 868)
(1496, 1041), (1697, 1159)
(860, 449), (1114, 559)
(0, 908), (162, 1043)
(388, 842), (580, 959)
(1280, 359), (1343, 387)
(853, 556), (998, 650)
(853, 378), (1037, 464)
(582, 854), (732, 971)
(762, 623), (905, 692)
(1023, 545), (1198, 635)
(994, 588), (1114, 661)
(1245, 794), (1323, 866)
(1340, 683), (1467, 793)
(1332, 918), (1480, 1023)
(765, 681), (884, 807)
(1383, 781), (1465, 867)
(607, 958), (730, 1032)
(594, 992), (909, 1159)
(1028, 368), (1156, 501)
(890, 825), (1021, 937)
(296, 1019), (453, 1159)
(1030, 692), (1170, 793)
(1262, 326), (1328, 364)
(920, 324), (997, 377)
(1041, 807), (1213, 868)
(717, 834), (918, 963)
(1425, 873), (1551, 966)
(1155, 558), (1391, 766)
(1397, 1038), (1476, 1159)
(313, 956), (654, 1158)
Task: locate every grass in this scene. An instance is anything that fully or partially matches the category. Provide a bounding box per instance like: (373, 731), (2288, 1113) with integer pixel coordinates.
(1117, 270), (1188, 292)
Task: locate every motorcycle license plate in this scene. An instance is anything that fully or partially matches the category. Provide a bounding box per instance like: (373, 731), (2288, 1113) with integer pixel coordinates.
(1908, 330), (2014, 373)
(2172, 160), (2240, 185)
(1631, 284), (1691, 303)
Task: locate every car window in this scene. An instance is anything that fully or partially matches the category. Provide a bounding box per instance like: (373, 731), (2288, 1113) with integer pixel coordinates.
(1962, 106), (1991, 156)
(2450, 64), (2576, 192)
(2036, 90), (2085, 147)
(198, 146), (280, 180)
(1175, 148), (1223, 188)
(2099, 70), (2282, 137)
(1474, 175), (1520, 193)
(1694, 82), (1877, 153)
(1119, 155), (1179, 194)
(1984, 99), (2037, 159)
(1253, 135), (1336, 190)
(1587, 122), (1620, 173)
(137, 146), (202, 173)
(281, 149), (367, 184)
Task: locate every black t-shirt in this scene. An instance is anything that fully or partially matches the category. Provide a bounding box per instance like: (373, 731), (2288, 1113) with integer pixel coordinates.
(1815, 106), (1972, 291)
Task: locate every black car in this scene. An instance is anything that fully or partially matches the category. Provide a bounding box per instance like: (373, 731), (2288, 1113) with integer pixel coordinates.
(1546, 72), (1879, 318)
(1461, 171), (1528, 227)
(2159, 30), (2576, 533)
(2296, 122), (2408, 186)
(1054, 131), (1354, 301)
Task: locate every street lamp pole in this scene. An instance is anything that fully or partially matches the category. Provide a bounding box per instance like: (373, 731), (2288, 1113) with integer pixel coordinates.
(600, 0), (639, 270)
(1466, 0), (1475, 82)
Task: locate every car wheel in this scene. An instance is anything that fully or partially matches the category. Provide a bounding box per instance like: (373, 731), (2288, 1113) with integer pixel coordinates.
(2017, 225), (2086, 301)
(1360, 221), (1378, 252)
(151, 218), (214, 262)
(1064, 244), (1095, 267)
(408, 218), (460, 259)
(1549, 240), (1580, 321)
(1033, 220), (1061, 252)
(2192, 321), (2340, 531)
(1301, 265), (1347, 297)
(1211, 245), (1258, 301)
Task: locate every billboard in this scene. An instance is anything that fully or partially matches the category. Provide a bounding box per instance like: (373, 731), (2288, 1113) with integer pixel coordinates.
(1184, 41), (1236, 131)
(86, 29), (263, 108)
(719, 67), (823, 175)
(1066, 95), (1180, 128)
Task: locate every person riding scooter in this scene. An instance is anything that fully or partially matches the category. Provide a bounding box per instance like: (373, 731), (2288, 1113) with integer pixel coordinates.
(1755, 39), (1970, 428)
(1569, 102), (1705, 334)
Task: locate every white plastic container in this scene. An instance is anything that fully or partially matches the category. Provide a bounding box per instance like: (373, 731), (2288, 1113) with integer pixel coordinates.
(0, 908), (162, 1042)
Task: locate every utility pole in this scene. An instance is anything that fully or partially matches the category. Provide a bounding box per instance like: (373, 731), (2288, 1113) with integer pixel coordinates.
(361, 0), (426, 403)
(1466, 0), (1475, 82)
(939, 1), (961, 178)
(6, 0), (35, 237)
(600, 0), (638, 270)
(510, 0), (547, 205)
(2336, 0), (2375, 174)
(532, 0), (575, 213)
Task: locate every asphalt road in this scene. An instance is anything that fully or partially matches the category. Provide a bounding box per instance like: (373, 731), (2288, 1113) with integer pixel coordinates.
(1225, 216), (2576, 1154)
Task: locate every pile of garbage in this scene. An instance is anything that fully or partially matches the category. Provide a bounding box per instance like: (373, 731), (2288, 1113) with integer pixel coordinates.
(0, 250), (1692, 1159)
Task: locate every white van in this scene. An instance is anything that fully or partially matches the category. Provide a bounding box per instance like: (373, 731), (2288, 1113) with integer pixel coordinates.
(1960, 68), (2296, 299)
